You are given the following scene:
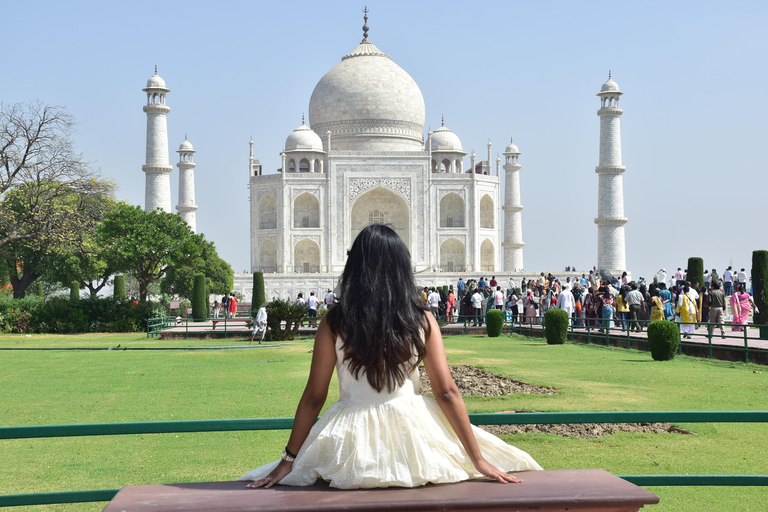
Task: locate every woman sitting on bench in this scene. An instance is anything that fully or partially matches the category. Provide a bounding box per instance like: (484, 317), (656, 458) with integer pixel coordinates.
(239, 224), (541, 489)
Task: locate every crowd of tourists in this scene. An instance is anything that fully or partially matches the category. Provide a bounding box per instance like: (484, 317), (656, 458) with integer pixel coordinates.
(424, 267), (758, 337)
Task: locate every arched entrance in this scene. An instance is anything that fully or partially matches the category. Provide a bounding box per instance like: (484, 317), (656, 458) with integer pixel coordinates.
(259, 239), (277, 272)
(350, 187), (410, 249)
(294, 238), (320, 273)
(480, 195), (494, 229)
(258, 195), (277, 229)
(440, 238), (465, 272)
(480, 239), (494, 272)
(440, 193), (465, 228)
(293, 193), (320, 228)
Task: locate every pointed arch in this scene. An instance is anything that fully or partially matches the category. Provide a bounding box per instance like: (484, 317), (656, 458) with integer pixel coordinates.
(294, 238), (320, 273)
(440, 193), (465, 228)
(350, 187), (409, 250)
(293, 193), (320, 228)
(258, 239), (277, 272)
(480, 194), (494, 229)
(440, 238), (465, 273)
(480, 239), (494, 272)
(258, 194), (277, 229)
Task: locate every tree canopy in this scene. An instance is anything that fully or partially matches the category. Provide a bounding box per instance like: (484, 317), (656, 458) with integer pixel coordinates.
(98, 204), (218, 301)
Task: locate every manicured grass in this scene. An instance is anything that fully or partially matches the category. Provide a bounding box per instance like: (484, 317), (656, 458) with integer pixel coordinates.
(1, 333), (766, 511)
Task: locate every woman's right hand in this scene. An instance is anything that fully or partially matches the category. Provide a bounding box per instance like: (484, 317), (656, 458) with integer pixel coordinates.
(474, 458), (523, 484)
(245, 460), (293, 489)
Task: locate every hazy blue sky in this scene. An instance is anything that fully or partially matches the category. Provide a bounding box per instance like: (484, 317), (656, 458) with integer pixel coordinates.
(3, 0), (766, 281)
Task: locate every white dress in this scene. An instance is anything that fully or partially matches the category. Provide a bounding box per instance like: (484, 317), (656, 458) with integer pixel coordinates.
(238, 338), (542, 489)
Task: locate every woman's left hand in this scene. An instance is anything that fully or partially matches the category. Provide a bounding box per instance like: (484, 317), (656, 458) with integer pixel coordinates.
(474, 458), (523, 484)
(245, 460), (293, 489)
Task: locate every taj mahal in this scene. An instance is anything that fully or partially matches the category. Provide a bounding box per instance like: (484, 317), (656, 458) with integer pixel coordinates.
(139, 14), (628, 300)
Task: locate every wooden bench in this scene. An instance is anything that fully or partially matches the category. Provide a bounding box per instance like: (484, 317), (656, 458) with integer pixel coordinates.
(102, 469), (658, 511)
(211, 318), (252, 330)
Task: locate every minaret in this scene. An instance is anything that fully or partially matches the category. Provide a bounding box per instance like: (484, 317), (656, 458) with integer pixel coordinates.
(176, 135), (198, 233)
(595, 72), (627, 274)
(142, 67), (173, 212)
(503, 139), (524, 271)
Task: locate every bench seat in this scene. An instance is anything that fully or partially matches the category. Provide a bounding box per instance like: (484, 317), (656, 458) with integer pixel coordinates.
(102, 469), (658, 511)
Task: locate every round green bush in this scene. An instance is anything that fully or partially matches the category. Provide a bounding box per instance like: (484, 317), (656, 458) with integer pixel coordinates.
(647, 320), (680, 361)
(544, 308), (569, 345)
(486, 309), (504, 337)
(191, 273), (207, 320)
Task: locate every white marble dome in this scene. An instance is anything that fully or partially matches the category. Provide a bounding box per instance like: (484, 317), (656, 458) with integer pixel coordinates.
(308, 39), (425, 151)
(145, 73), (169, 91)
(504, 140), (520, 154)
(178, 138), (195, 152)
(285, 123), (324, 152)
(601, 78), (620, 92)
(429, 126), (463, 152)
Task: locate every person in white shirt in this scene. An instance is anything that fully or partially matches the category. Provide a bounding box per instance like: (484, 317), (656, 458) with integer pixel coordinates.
(508, 277), (515, 293)
(250, 305), (271, 344)
(307, 292), (319, 327)
(470, 290), (484, 326)
(556, 287), (576, 325)
(324, 290), (336, 308)
(656, 268), (667, 286)
(427, 287), (440, 317)
(493, 286), (504, 310)
(723, 267), (734, 296)
(737, 268), (748, 290)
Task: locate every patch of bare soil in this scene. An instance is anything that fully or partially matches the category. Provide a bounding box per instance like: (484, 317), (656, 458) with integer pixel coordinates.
(481, 421), (694, 439)
(419, 365), (556, 397)
(420, 365), (694, 439)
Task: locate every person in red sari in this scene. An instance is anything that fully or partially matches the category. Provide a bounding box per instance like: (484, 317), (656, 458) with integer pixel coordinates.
(730, 284), (756, 331)
(229, 293), (238, 319)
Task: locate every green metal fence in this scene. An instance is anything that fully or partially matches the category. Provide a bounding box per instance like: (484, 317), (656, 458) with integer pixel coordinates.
(1, 411), (767, 507)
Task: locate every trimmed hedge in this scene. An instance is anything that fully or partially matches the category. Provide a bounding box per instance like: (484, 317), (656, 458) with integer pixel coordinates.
(544, 308), (569, 344)
(191, 273), (207, 320)
(752, 251), (768, 339)
(114, 275), (126, 301)
(252, 271), (266, 317)
(687, 257), (704, 289)
(70, 282), (80, 301)
(647, 320), (680, 360)
(486, 309), (504, 337)
(35, 282), (44, 298)
(0, 296), (163, 334)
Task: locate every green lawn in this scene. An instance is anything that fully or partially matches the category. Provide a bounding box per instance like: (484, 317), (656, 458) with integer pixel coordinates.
(0, 332), (766, 511)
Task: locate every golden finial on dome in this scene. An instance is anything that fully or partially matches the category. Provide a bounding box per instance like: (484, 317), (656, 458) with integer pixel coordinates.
(362, 6), (370, 41)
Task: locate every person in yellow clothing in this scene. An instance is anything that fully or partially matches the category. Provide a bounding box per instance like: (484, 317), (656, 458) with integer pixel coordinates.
(615, 288), (630, 330)
(677, 285), (698, 339)
(649, 288), (665, 322)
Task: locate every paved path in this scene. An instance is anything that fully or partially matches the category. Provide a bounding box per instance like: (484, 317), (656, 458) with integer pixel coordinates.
(157, 318), (768, 351)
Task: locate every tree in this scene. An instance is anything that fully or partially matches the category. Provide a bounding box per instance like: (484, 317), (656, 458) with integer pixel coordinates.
(114, 275), (126, 301)
(98, 204), (212, 301)
(687, 257), (704, 289)
(0, 102), (104, 251)
(160, 254), (233, 301)
(0, 178), (115, 298)
(252, 271), (266, 316)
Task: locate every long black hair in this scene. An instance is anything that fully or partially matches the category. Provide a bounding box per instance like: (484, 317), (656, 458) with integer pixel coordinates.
(325, 224), (430, 392)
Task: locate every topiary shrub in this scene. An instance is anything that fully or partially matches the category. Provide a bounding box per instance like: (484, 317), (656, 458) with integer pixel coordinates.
(647, 320), (680, 361)
(687, 257), (704, 289)
(114, 275), (126, 301)
(752, 250), (768, 339)
(35, 282), (44, 298)
(70, 282), (80, 301)
(486, 309), (504, 337)
(266, 299), (307, 341)
(191, 273), (207, 320)
(544, 308), (569, 344)
(252, 271), (266, 317)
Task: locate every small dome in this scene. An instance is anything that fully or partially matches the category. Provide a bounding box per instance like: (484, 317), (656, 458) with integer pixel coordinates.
(285, 123), (324, 152)
(601, 78), (620, 92)
(504, 140), (520, 154)
(146, 73), (167, 89)
(178, 138), (194, 152)
(428, 126), (463, 152)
